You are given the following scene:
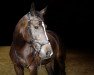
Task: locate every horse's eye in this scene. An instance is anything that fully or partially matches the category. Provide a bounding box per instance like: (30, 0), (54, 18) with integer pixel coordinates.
(34, 26), (38, 29)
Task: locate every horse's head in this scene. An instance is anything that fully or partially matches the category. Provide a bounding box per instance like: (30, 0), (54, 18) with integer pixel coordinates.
(26, 3), (53, 60)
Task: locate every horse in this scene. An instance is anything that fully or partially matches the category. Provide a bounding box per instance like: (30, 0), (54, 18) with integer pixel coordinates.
(9, 3), (66, 75)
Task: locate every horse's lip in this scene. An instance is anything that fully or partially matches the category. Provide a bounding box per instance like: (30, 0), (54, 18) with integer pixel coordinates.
(39, 55), (49, 60)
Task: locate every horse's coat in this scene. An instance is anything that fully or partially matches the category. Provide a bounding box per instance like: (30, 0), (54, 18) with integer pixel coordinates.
(9, 3), (65, 75)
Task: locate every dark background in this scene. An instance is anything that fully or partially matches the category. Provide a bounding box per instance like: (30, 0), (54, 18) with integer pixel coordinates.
(0, 0), (94, 50)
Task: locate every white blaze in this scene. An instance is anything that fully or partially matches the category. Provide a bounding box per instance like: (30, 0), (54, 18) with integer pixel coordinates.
(42, 22), (48, 41)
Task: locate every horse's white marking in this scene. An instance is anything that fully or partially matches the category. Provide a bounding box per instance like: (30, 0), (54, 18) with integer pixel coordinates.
(42, 22), (48, 41)
(41, 22), (53, 57)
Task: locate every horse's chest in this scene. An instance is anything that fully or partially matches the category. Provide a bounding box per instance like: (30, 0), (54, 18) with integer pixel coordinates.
(22, 44), (34, 58)
(17, 44), (35, 67)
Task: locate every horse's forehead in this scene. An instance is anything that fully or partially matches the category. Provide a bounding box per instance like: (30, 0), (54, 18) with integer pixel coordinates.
(30, 16), (41, 21)
(18, 14), (43, 28)
(25, 14), (42, 22)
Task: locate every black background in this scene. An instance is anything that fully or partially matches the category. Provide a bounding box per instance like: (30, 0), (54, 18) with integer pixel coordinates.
(0, 0), (94, 50)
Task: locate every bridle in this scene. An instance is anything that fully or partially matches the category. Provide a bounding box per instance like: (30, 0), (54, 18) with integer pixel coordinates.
(26, 12), (53, 66)
(26, 12), (48, 55)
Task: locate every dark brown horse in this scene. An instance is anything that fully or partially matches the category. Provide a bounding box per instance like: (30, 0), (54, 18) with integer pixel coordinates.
(9, 3), (65, 75)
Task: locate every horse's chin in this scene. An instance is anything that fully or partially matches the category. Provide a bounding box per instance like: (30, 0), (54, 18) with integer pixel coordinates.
(39, 55), (52, 60)
(40, 58), (52, 65)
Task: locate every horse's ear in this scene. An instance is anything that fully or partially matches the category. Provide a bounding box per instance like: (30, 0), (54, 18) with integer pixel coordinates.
(30, 2), (35, 16)
(40, 6), (47, 15)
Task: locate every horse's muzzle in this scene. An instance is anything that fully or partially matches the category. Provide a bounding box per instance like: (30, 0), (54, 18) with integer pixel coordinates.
(39, 43), (53, 59)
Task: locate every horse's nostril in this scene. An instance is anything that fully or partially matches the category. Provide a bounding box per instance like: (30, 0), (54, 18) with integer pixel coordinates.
(46, 51), (51, 56)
